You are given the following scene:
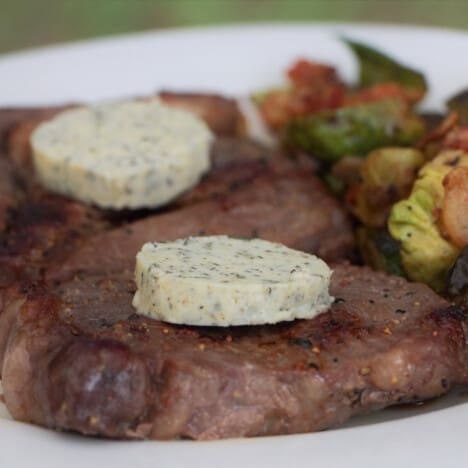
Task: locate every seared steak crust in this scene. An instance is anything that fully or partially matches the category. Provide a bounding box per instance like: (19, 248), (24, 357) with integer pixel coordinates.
(0, 265), (465, 439)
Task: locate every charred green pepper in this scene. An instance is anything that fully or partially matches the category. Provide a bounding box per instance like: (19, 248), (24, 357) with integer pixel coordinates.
(343, 38), (427, 101)
(351, 147), (425, 227)
(284, 98), (424, 162)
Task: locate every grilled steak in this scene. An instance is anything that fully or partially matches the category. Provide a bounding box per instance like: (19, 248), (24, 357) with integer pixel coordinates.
(0, 264), (465, 439)
(6, 95), (450, 442)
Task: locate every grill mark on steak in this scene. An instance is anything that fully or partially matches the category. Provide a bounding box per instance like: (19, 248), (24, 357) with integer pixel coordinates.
(0, 264), (466, 439)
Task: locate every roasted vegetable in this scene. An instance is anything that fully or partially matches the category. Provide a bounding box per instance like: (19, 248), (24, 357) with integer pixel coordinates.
(324, 155), (364, 196)
(419, 112), (446, 132)
(441, 126), (468, 152)
(284, 98), (425, 162)
(447, 246), (468, 312)
(447, 88), (468, 125)
(357, 226), (405, 276)
(348, 147), (425, 227)
(343, 38), (427, 103)
(441, 166), (468, 248)
(388, 151), (468, 290)
(253, 60), (344, 131)
(447, 245), (468, 296)
(418, 112), (459, 158)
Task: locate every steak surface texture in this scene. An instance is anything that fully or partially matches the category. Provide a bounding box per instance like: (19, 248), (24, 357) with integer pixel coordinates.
(0, 264), (465, 439)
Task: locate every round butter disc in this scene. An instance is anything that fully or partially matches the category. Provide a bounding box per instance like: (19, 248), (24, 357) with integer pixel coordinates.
(133, 236), (333, 326)
(30, 100), (213, 209)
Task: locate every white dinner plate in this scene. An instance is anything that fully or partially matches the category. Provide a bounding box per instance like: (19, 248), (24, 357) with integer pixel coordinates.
(1, 22), (468, 468)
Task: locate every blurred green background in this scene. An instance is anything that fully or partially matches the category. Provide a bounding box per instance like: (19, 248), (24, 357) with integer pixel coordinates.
(2, 0), (468, 54)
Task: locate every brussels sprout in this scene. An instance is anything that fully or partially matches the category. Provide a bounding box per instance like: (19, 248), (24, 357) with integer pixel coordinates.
(447, 88), (468, 125)
(351, 147), (425, 227)
(343, 38), (427, 102)
(325, 155), (363, 197)
(323, 172), (345, 197)
(284, 99), (425, 162)
(388, 151), (468, 290)
(357, 226), (405, 276)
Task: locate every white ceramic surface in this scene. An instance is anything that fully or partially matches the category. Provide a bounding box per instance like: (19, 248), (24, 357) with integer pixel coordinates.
(1, 23), (468, 468)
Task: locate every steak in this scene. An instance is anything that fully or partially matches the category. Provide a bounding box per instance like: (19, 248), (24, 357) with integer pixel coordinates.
(0, 95), (416, 441)
(0, 264), (465, 439)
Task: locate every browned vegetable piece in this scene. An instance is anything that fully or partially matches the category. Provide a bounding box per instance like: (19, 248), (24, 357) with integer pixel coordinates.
(442, 166), (468, 249)
(331, 155), (363, 188)
(254, 60), (345, 131)
(357, 226), (405, 276)
(442, 126), (468, 152)
(347, 147), (425, 228)
(446, 245), (468, 312)
(418, 112), (459, 158)
(447, 245), (468, 295)
(256, 89), (295, 131)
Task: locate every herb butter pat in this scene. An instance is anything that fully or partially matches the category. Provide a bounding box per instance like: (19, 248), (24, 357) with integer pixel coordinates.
(133, 236), (333, 326)
(30, 100), (213, 209)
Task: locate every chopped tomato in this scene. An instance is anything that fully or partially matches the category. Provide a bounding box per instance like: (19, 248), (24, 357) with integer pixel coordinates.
(258, 60), (345, 130)
(258, 85), (344, 131)
(287, 59), (338, 88)
(259, 90), (294, 130)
